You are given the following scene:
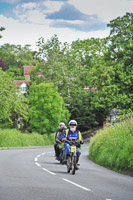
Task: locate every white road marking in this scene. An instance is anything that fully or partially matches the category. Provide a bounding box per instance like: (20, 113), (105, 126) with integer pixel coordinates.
(34, 157), (38, 162)
(35, 151), (94, 194)
(41, 153), (46, 155)
(34, 151), (113, 199)
(42, 167), (56, 175)
(62, 178), (92, 192)
(35, 162), (41, 167)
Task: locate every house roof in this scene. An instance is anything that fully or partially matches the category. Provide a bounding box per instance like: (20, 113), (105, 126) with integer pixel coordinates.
(14, 80), (29, 86)
(23, 66), (36, 76)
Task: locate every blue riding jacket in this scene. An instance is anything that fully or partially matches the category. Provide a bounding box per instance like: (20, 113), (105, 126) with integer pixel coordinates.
(60, 129), (83, 142)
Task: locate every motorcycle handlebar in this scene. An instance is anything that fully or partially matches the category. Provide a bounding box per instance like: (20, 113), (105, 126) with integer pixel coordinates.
(65, 139), (80, 146)
(56, 139), (62, 144)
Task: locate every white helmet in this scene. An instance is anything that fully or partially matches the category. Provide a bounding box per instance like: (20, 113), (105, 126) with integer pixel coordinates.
(69, 120), (77, 132)
(69, 120), (77, 126)
(59, 122), (65, 126)
(59, 122), (65, 130)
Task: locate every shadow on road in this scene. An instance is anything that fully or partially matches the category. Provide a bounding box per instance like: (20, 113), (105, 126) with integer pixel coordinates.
(39, 161), (61, 165)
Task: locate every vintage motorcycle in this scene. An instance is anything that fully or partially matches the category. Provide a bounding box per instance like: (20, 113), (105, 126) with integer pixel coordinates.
(66, 139), (80, 175)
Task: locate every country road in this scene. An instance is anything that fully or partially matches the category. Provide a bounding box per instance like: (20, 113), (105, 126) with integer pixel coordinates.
(0, 142), (133, 200)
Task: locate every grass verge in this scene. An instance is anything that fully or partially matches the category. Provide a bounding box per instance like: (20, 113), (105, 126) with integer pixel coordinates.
(0, 128), (55, 147)
(89, 117), (133, 176)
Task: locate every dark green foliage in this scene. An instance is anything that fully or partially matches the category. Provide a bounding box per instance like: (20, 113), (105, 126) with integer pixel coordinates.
(67, 90), (99, 131)
(0, 44), (39, 77)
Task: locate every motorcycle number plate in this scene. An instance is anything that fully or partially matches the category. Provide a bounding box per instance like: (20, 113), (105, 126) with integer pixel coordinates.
(71, 146), (76, 152)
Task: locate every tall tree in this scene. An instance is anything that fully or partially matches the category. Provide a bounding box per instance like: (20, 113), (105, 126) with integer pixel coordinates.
(35, 35), (109, 130)
(106, 12), (133, 111)
(0, 69), (29, 127)
(0, 44), (39, 77)
(28, 82), (70, 134)
(36, 34), (74, 99)
(33, 13), (133, 130)
(86, 12), (133, 121)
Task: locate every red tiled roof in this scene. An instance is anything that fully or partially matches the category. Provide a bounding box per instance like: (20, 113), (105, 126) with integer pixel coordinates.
(14, 80), (30, 85)
(23, 66), (36, 76)
(14, 66), (36, 86)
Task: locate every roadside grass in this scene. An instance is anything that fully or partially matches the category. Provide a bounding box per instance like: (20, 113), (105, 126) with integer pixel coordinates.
(0, 129), (55, 147)
(89, 117), (133, 175)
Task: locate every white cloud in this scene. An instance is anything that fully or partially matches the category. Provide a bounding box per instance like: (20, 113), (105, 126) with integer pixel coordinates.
(17, 9), (47, 24)
(44, 1), (64, 13)
(0, 14), (110, 50)
(0, 16), (37, 48)
(0, 0), (132, 50)
(14, 1), (65, 23)
(57, 19), (84, 24)
(20, 2), (36, 10)
(69, 0), (133, 22)
(12, 1), (107, 32)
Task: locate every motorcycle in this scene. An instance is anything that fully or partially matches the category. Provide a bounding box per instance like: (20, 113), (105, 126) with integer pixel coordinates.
(59, 146), (65, 164)
(66, 139), (80, 175)
(55, 139), (65, 164)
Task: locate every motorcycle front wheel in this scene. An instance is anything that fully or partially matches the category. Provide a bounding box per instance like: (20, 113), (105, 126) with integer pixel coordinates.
(71, 156), (76, 175)
(67, 156), (71, 173)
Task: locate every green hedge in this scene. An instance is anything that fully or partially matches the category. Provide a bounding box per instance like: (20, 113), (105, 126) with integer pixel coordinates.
(0, 129), (55, 147)
(89, 118), (133, 175)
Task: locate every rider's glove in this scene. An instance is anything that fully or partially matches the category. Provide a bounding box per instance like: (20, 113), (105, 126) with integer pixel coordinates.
(76, 143), (80, 147)
(80, 139), (84, 144)
(61, 138), (66, 142)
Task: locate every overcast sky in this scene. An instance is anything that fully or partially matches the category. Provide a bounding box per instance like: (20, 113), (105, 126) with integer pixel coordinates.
(0, 0), (133, 50)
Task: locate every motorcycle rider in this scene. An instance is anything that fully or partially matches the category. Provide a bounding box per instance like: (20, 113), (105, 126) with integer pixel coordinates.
(61, 120), (84, 168)
(58, 125), (67, 161)
(54, 122), (65, 159)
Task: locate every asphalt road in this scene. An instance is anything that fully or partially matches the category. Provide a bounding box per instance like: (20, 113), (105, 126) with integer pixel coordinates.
(0, 142), (133, 200)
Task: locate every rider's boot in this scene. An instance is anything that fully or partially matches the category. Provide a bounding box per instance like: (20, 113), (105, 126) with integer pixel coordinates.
(62, 154), (67, 165)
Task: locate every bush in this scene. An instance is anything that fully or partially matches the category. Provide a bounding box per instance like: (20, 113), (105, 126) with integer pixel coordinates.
(89, 117), (133, 174)
(0, 129), (55, 147)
